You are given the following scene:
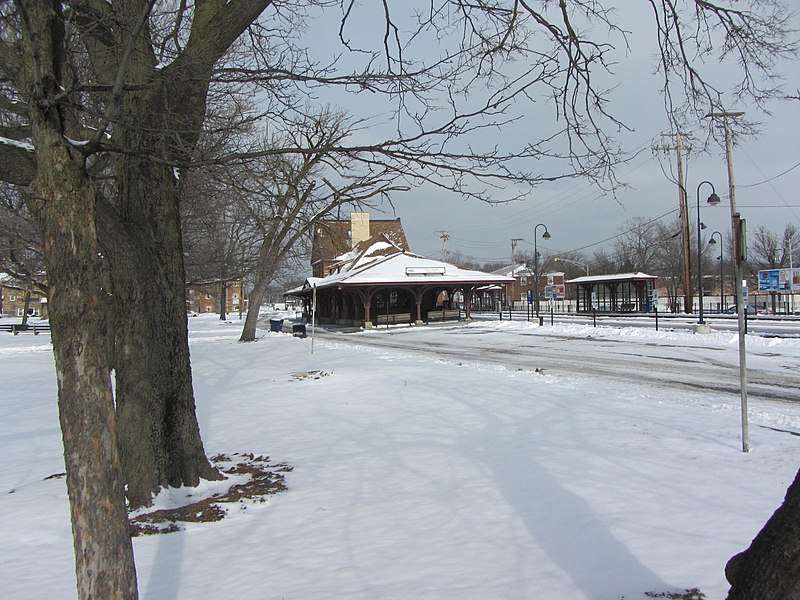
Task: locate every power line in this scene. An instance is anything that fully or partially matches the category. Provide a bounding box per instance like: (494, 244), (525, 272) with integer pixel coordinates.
(565, 208), (679, 254)
(738, 161), (800, 188)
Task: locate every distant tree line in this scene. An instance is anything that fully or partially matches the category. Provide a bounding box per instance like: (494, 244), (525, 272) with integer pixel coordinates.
(444, 219), (799, 313)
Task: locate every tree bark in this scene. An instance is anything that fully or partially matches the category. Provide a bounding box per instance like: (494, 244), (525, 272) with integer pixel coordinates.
(240, 275), (272, 342)
(220, 279), (228, 320)
(102, 155), (220, 508)
(20, 1), (138, 593)
(20, 290), (31, 326)
(726, 467), (800, 599)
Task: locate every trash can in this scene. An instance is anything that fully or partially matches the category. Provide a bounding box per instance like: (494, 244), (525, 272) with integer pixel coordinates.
(269, 319), (284, 333)
(292, 323), (307, 338)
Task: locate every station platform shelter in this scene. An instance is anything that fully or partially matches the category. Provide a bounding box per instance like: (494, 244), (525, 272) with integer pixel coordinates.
(566, 273), (658, 313)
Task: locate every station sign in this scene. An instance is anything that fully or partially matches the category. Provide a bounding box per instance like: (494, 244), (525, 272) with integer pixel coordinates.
(405, 266), (446, 276)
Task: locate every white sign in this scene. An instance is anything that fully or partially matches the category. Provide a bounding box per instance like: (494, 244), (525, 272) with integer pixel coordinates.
(405, 266), (446, 276)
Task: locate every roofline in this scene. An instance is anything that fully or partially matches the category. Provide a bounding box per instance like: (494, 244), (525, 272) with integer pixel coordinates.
(565, 273), (659, 285)
(286, 276), (514, 296)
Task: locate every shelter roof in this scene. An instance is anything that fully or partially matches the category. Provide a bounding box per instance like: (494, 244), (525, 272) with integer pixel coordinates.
(289, 248), (514, 295)
(566, 272), (658, 285)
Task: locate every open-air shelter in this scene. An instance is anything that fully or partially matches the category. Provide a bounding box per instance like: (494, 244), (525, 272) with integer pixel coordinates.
(566, 272), (658, 313)
(287, 237), (513, 328)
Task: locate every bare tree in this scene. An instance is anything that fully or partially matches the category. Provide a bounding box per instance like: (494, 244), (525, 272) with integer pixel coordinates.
(653, 219), (688, 312)
(749, 224), (800, 269)
(0, 185), (45, 290)
(1, 1), (797, 598)
(610, 217), (663, 273)
(232, 110), (407, 342)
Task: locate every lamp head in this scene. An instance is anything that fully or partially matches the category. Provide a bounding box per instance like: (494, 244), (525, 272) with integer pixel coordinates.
(708, 237), (717, 245)
(707, 192), (721, 206)
(542, 231), (551, 240)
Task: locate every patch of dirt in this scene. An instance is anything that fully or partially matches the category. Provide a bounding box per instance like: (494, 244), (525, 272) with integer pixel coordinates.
(289, 370), (332, 381)
(129, 453), (292, 537)
(643, 590), (705, 600)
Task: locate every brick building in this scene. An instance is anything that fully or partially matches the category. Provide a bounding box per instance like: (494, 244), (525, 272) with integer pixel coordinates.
(0, 279), (48, 319)
(186, 281), (246, 315)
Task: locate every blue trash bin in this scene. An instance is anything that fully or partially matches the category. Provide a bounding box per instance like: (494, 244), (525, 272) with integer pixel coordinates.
(269, 319), (284, 332)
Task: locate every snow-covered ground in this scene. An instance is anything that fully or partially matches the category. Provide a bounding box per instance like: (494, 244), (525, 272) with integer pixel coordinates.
(2, 315), (799, 599)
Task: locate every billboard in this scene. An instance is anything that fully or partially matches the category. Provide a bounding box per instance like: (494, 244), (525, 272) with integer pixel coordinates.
(758, 269), (781, 291)
(544, 284), (566, 299)
(758, 268), (800, 292)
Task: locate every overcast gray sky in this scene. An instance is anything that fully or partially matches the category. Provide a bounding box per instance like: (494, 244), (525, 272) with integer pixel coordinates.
(395, 99), (800, 263)
(305, 2), (800, 265)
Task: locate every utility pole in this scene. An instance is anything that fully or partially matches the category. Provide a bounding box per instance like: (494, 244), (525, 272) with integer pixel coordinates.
(510, 238), (522, 313)
(661, 132), (693, 314)
(510, 238), (522, 275)
(708, 110), (749, 453)
(435, 230), (452, 262)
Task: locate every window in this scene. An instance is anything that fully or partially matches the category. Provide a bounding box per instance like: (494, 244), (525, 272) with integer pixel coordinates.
(233, 293), (239, 300)
(233, 305), (239, 311)
(17, 308), (24, 316)
(10, 295), (16, 302)
(205, 294), (212, 300)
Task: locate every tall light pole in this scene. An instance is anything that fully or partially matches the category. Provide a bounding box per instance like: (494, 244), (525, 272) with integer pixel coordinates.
(709, 231), (724, 311)
(553, 256), (589, 276)
(533, 223), (550, 318)
(696, 181), (721, 325)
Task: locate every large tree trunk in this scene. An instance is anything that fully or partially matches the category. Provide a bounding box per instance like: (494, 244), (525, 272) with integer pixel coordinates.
(35, 150), (139, 600)
(87, 0), (271, 504)
(40, 170), (139, 600)
(725, 467), (800, 599)
(103, 157), (220, 508)
(20, 2), (139, 596)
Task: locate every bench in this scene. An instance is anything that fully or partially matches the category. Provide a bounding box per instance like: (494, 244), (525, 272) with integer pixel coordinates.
(0, 323), (51, 335)
(376, 312), (412, 325)
(427, 309), (461, 322)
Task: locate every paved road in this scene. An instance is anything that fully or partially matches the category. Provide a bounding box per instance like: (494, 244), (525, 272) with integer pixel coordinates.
(316, 323), (800, 404)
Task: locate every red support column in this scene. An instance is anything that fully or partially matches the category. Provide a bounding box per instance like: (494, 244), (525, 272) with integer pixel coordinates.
(363, 302), (371, 328)
(464, 287), (474, 320)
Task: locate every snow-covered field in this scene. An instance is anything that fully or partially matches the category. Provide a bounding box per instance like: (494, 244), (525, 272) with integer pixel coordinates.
(2, 315), (799, 599)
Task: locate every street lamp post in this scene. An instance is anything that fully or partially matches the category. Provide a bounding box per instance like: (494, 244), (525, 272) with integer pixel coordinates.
(696, 181), (721, 325)
(533, 223), (551, 318)
(709, 232), (724, 311)
(553, 256), (589, 276)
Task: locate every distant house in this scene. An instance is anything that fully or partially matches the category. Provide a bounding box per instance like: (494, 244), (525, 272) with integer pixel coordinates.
(312, 213), (409, 278)
(186, 281), (246, 315)
(490, 265), (566, 308)
(0, 276), (48, 319)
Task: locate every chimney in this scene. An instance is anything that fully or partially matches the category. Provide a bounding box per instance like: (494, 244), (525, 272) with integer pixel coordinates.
(350, 212), (370, 247)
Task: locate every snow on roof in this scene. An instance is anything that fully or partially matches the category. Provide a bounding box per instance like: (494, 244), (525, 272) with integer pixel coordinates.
(490, 264), (564, 278)
(566, 272), (658, 285)
(291, 250), (514, 294)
